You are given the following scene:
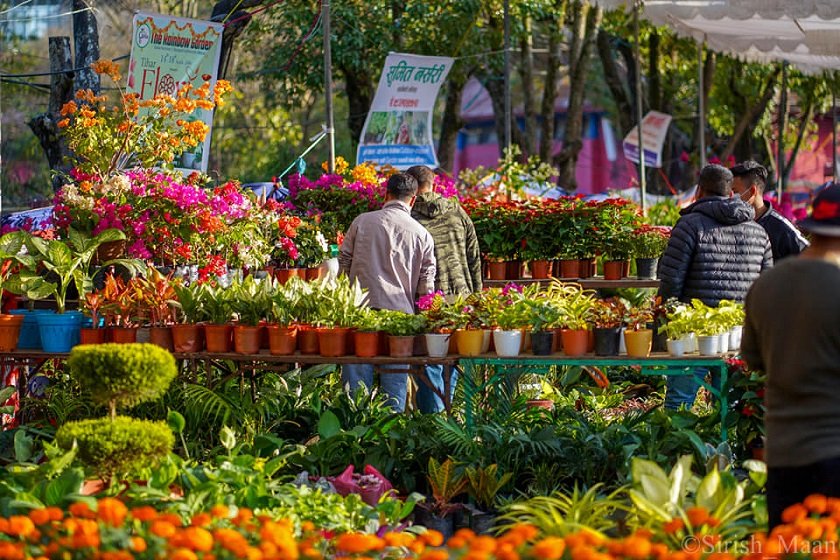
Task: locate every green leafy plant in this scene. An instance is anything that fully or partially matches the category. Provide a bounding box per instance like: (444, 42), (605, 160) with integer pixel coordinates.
(523, 299), (562, 333)
(632, 226), (671, 258)
(229, 275), (273, 326)
(464, 464), (513, 513)
(198, 282), (234, 325)
(378, 310), (426, 336)
(549, 281), (596, 330)
(591, 297), (627, 329)
(170, 281), (204, 324)
(353, 308), (383, 332)
(420, 457), (468, 517)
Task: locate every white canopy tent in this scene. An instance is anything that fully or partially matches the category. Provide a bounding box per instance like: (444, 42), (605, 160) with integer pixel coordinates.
(592, 0), (840, 203)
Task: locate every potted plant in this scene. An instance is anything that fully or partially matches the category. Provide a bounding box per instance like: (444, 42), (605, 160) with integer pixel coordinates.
(632, 226), (670, 279)
(352, 308), (383, 358)
(600, 236), (635, 280)
(266, 280), (300, 356)
(464, 464), (513, 533)
(134, 267), (177, 351)
(414, 457), (467, 539)
(0, 232), (35, 351)
(550, 281), (596, 357)
(294, 221), (329, 280)
(229, 276), (273, 354)
(492, 298), (530, 357)
(198, 282), (235, 353)
(170, 281), (205, 353)
(79, 291), (107, 344)
(313, 275), (369, 357)
(18, 228), (129, 352)
(419, 292), (459, 358)
(624, 303), (655, 357)
(591, 297), (627, 356)
(523, 298), (561, 355)
(378, 310), (426, 357)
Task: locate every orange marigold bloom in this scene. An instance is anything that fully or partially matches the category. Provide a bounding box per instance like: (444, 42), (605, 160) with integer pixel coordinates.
(531, 537), (567, 560)
(210, 504), (230, 518)
(301, 520), (315, 533)
(69, 501), (94, 518)
(782, 504), (809, 524)
(384, 531), (415, 548)
(707, 553), (735, 560)
(179, 526), (214, 552)
(150, 520), (177, 538)
(419, 551), (449, 560)
(191, 513), (212, 527)
(420, 530), (445, 547)
(0, 542), (24, 560)
(159, 512), (183, 525)
(45, 507), (63, 522)
(470, 536), (497, 553)
(29, 509), (51, 526)
(60, 100), (77, 116)
(335, 533), (385, 554)
(805, 495), (829, 515)
(663, 518), (685, 534)
(5, 516), (34, 538)
(130, 536), (147, 552)
(686, 507), (710, 527)
(97, 497), (128, 527)
(623, 536), (653, 559)
(170, 549), (198, 560)
(130, 506), (157, 522)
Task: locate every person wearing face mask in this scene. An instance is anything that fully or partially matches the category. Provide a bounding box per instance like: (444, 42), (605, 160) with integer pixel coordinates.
(730, 160), (809, 261)
(657, 164), (773, 410)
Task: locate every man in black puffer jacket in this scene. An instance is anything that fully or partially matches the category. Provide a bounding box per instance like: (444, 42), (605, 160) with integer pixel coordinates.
(658, 164), (772, 409)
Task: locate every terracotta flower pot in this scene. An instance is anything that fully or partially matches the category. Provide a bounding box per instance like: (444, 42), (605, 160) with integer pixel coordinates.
(556, 259), (580, 279)
(79, 327), (106, 345)
(298, 326), (320, 355)
(577, 258), (596, 279)
(487, 261), (507, 280)
(94, 239), (126, 264)
(602, 260), (626, 280)
(305, 267), (321, 281)
(267, 325), (297, 355)
(317, 327), (349, 357)
(274, 268), (303, 285)
(149, 326), (174, 351)
(388, 335), (415, 357)
(171, 324), (204, 353)
(505, 260), (523, 280)
(354, 331), (380, 357)
(234, 325), (261, 354)
(529, 259), (552, 279)
(204, 324), (233, 353)
(0, 314), (24, 351)
(110, 327), (138, 344)
(561, 329), (589, 357)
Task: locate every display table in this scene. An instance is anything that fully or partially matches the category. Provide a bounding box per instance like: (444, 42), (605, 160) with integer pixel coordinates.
(483, 278), (660, 289)
(458, 353), (731, 441)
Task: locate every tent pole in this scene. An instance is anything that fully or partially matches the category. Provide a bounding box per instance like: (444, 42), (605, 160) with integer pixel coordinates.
(697, 40), (706, 168)
(503, 0), (512, 151)
(634, 0), (647, 213)
(833, 87), (837, 183)
(777, 60), (787, 197)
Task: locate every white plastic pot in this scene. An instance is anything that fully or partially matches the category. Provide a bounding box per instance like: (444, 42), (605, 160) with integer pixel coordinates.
(718, 332), (730, 353)
(667, 338), (689, 357)
(697, 334), (720, 356)
(493, 329), (523, 357)
(425, 333), (451, 358)
(729, 325), (743, 351)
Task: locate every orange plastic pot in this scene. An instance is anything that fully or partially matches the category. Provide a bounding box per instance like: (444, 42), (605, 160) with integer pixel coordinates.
(267, 325), (297, 355)
(487, 261), (507, 280)
(529, 259), (552, 279)
(624, 329), (653, 357)
(354, 330), (380, 358)
(110, 327), (138, 344)
(149, 326), (174, 351)
(234, 325), (261, 354)
(388, 335), (415, 357)
(561, 329), (589, 357)
(318, 327), (349, 357)
(0, 314), (24, 351)
(602, 260), (626, 280)
(556, 259), (580, 279)
(298, 326), (320, 355)
(79, 327), (106, 345)
(204, 324), (233, 353)
(172, 324), (204, 353)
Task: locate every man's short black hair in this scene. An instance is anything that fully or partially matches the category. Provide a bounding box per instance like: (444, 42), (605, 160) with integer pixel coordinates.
(386, 173), (418, 200)
(698, 164), (733, 197)
(730, 160), (768, 191)
(405, 165), (435, 191)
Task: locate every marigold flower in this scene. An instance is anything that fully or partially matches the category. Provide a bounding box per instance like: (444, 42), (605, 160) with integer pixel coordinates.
(686, 507), (710, 527)
(663, 518), (685, 534)
(170, 549), (199, 560)
(335, 533), (385, 554)
(150, 520), (177, 538)
(28, 509), (51, 526)
(384, 532), (415, 548)
(531, 537), (566, 560)
(130, 506), (157, 522)
(623, 536), (653, 559)
(419, 551), (449, 560)
(97, 497), (128, 527)
(805, 494), (829, 515)
(68, 501), (94, 519)
(782, 504), (809, 524)
(470, 536), (498, 554)
(5, 516), (34, 538)
(191, 512), (212, 527)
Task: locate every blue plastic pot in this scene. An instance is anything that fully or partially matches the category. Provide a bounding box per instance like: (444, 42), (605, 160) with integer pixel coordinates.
(37, 311), (83, 353)
(9, 309), (50, 350)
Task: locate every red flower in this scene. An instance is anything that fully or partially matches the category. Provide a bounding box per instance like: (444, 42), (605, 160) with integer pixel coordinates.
(813, 200), (840, 221)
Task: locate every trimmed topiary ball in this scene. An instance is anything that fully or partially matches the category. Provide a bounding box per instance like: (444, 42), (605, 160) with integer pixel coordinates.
(67, 343), (177, 410)
(55, 416), (174, 479)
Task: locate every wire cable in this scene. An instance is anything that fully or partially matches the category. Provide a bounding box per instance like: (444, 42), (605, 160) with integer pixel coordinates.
(0, 0), (33, 16)
(0, 4), (94, 24)
(0, 54), (129, 78)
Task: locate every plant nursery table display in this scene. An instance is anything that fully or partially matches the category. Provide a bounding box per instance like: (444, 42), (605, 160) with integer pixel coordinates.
(458, 354), (732, 440)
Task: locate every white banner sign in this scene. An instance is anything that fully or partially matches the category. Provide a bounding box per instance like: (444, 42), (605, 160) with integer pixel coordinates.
(357, 53), (453, 169)
(127, 12), (224, 174)
(623, 110), (673, 168)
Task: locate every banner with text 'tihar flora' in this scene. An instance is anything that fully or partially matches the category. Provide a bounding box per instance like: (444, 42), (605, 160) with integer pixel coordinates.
(127, 12), (223, 174)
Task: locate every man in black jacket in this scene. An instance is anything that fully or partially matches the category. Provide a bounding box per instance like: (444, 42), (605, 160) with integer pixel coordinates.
(730, 160), (809, 261)
(658, 164), (772, 409)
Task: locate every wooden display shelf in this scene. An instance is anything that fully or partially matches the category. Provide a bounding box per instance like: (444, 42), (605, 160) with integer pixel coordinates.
(483, 277), (660, 289)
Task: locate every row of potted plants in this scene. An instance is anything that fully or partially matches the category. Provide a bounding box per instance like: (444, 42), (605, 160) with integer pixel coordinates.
(660, 299), (745, 356)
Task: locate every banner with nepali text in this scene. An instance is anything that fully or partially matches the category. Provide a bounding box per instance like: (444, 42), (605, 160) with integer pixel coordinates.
(357, 53), (453, 169)
(127, 12), (224, 174)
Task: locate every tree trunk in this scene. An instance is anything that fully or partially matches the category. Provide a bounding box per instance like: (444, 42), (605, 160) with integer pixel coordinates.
(437, 73), (468, 173)
(28, 38), (75, 191)
(539, 23), (563, 162)
(73, 0), (100, 95)
(519, 17), (537, 155)
(556, 3), (601, 190)
(720, 67), (780, 161)
(783, 100), (816, 182)
(342, 67), (375, 152)
(483, 75), (526, 158)
(596, 29), (632, 135)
